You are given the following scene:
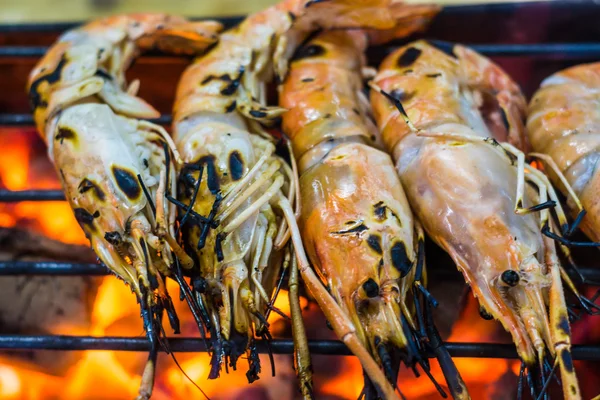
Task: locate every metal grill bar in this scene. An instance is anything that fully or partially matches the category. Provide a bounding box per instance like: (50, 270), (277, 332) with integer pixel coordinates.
(2, 43), (600, 59)
(1, 336), (599, 360)
(0, 261), (108, 276)
(0, 114), (171, 126)
(2, 261), (600, 283)
(0, 189), (65, 202)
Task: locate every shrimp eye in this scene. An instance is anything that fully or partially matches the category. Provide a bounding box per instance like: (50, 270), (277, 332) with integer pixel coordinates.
(501, 270), (520, 286)
(362, 278), (380, 298)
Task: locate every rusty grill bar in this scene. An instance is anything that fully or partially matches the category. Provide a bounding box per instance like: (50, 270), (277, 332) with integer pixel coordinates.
(1, 1), (600, 360)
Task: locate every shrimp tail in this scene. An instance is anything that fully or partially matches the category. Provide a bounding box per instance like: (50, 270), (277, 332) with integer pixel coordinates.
(365, 2), (442, 45)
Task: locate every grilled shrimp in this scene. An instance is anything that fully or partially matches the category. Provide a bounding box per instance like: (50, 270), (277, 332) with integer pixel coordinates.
(371, 40), (582, 399)
(527, 63), (600, 245)
(27, 14), (222, 399)
(279, 19), (475, 400)
(171, 1), (433, 397)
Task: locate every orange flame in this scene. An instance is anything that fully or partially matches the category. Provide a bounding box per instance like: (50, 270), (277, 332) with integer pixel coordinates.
(0, 128), (86, 245)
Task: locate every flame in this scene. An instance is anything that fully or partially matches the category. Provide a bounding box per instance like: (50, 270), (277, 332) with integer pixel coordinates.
(0, 128), (86, 245)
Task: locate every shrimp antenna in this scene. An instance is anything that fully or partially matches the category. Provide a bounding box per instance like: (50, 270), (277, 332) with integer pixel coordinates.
(369, 82), (419, 132)
(177, 162), (204, 235)
(261, 330), (276, 377)
(138, 173), (157, 216)
(536, 360), (560, 400)
(542, 223), (600, 247)
(172, 257), (210, 341)
(158, 321), (211, 400)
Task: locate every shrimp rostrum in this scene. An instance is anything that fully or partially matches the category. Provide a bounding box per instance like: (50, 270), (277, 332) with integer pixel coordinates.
(27, 14), (222, 399)
(279, 17), (475, 400)
(171, 0), (441, 397)
(371, 40), (582, 399)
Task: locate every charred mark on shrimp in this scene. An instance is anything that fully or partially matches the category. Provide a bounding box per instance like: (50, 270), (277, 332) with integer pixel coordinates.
(225, 101), (237, 113)
(292, 44), (326, 61)
(104, 231), (122, 245)
(29, 54), (68, 110)
(428, 40), (457, 59)
(557, 315), (571, 336)
(220, 67), (245, 96)
(367, 234), (383, 254)
(373, 201), (387, 221)
(500, 108), (510, 131)
(94, 68), (113, 81)
(397, 47), (422, 67)
(229, 151), (244, 181)
(561, 350), (574, 373)
(55, 126), (77, 145)
(391, 241), (411, 277)
(74, 208), (99, 234)
(332, 222), (368, 235)
(78, 178), (106, 201)
(389, 89), (415, 103)
(112, 166), (142, 200)
(249, 109), (268, 118)
(479, 306), (494, 320)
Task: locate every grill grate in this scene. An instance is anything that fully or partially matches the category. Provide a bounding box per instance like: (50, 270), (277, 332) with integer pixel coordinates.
(1, 1), (600, 361)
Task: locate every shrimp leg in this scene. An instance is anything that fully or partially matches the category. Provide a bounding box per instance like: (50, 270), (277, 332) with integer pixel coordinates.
(275, 194), (399, 399)
(288, 246), (314, 400)
(544, 235), (581, 400)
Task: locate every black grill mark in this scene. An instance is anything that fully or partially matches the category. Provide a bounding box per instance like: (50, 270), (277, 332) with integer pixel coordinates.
(391, 241), (411, 277)
(225, 101), (237, 113)
(292, 44), (326, 61)
(55, 126), (76, 144)
(249, 110), (268, 118)
(352, 108), (360, 115)
(479, 306), (494, 320)
(229, 151), (244, 181)
(78, 178), (106, 201)
(220, 67), (245, 96)
(389, 89), (415, 103)
(428, 41), (457, 59)
(305, 0), (330, 7)
(426, 73), (442, 78)
(288, 11), (296, 21)
(94, 68), (113, 81)
(367, 234), (383, 254)
(332, 223), (368, 235)
(301, 77), (314, 82)
(112, 166), (142, 200)
(373, 201), (387, 221)
(28, 54), (68, 110)
(362, 278), (379, 298)
(104, 231), (122, 245)
(202, 73), (233, 85)
(397, 47), (422, 67)
(561, 351), (574, 373)
(73, 208), (98, 235)
(557, 315), (571, 336)
(500, 108), (510, 131)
